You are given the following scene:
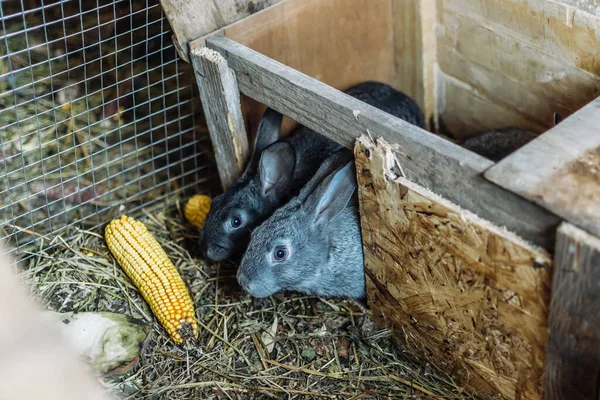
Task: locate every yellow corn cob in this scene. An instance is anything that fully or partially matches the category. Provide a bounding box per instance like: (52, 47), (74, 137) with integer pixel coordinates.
(184, 194), (211, 229)
(105, 215), (198, 346)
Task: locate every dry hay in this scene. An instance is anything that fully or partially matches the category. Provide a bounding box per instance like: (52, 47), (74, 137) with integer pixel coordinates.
(17, 199), (476, 400)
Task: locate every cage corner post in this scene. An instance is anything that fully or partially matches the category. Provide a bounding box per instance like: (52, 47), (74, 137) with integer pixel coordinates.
(190, 45), (250, 191)
(543, 223), (600, 400)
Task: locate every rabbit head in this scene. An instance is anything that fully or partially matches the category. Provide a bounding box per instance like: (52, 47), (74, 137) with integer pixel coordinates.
(237, 151), (364, 300)
(199, 108), (297, 261)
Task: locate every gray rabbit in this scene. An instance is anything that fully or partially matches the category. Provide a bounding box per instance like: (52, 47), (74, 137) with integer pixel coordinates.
(461, 127), (539, 161)
(461, 113), (562, 162)
(199, 109), (342, 261)
(237, 150), (365, 299)
(343, 81), (426, 129)
(199, 81), (425, 262)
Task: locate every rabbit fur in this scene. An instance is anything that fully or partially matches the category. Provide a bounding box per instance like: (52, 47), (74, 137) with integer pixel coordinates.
(461, 113), (563, 162)
(199, 81), (424, 262)
(237, 151), (365, 300)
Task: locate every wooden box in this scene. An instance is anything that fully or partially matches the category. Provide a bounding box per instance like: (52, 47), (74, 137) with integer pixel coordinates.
(160, 1), (600, 399)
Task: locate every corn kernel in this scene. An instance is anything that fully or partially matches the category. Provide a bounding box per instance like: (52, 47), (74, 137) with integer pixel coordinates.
(184, 194), (211, 230)
(105, 215), (199, 346)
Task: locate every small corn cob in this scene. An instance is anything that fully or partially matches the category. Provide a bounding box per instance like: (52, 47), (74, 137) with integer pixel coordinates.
(184, 194), (211, 229)
(105, 215), (198, 346)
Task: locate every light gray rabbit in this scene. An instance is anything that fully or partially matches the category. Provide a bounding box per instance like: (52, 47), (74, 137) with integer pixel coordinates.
(237, 151), (365, 300)
(199, 81), (425, 262)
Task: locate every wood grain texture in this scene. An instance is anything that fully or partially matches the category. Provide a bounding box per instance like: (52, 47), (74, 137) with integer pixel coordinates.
(485, 97), (600, 238)
(392, 0), (437, 130)
(555, 0), (600, 15)
(354, 136), (553, 400)
(159, 0), (282, 62)
(544, 223), (600, 400)
(190, 0), (397, 138)
(191, 47), (249, 190)
(205, 34), (560, 250)
(435, 0), (600, 139)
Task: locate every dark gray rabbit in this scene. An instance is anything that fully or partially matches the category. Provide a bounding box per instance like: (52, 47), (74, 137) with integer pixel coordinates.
(461, 127), (539, 161)
(461, 113), (563, 162)
(199, 109), (342, 261)
(237, 150), (365, 299)
(199, 81), (424, 262)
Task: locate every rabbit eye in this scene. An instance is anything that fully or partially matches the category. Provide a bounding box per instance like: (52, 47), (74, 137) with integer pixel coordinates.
(230, 216), (242, 229)
(273, 246), (288, 262)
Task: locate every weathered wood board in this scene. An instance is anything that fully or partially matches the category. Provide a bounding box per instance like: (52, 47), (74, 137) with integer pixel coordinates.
(435, 0), (600, 139)
(544, 223), (600, 400)
(190, 0), (398, 137)
(355, 135), (553, 400)
(191, 47), (249, 190)
(484, 97), (600, 239)
(159, 0), (282, 62)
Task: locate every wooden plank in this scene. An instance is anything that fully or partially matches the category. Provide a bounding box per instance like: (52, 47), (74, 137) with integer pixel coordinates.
(438, 0), (600, 78)
(203, 34), (561, 250)
(484, 97), (600, 238)
(354, 136), (553, 400)
(191, 46), (249, 190)
(159, 0), (282, 62)
(544, 223), (600, 400)
(189, 0), (397, 139)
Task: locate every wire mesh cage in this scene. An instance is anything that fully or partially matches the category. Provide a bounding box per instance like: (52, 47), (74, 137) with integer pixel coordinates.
(0, 0), (217, 263)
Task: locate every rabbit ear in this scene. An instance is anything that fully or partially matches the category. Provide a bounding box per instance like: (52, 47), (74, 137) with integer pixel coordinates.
(246, 108), (283, 173)
(297, 150), (353, 203)
(258, 142), (296, 195)
(305, 160), (356, 226)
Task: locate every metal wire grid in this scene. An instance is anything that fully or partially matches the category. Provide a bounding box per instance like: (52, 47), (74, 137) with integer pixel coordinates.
(0, 0), (217, 262)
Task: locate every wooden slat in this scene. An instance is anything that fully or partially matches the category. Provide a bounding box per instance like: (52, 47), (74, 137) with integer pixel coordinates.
(202, 34), (560, 249)
(159, 0), (282, 62)
(544, 223), (600, 400)
(355, 136), (552, 400)
(189, 0), (397, 139)
(191, 46), (249, 190)
(485, 97), (600, 238)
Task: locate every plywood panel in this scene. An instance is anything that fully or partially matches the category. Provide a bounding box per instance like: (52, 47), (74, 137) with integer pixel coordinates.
(193, 0), (397, 137)
(355, 135), (553, 400)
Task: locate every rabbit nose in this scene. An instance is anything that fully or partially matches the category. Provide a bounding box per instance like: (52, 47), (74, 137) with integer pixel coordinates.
(237, 271), (250, 291)
(206, 243), (228, 261)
